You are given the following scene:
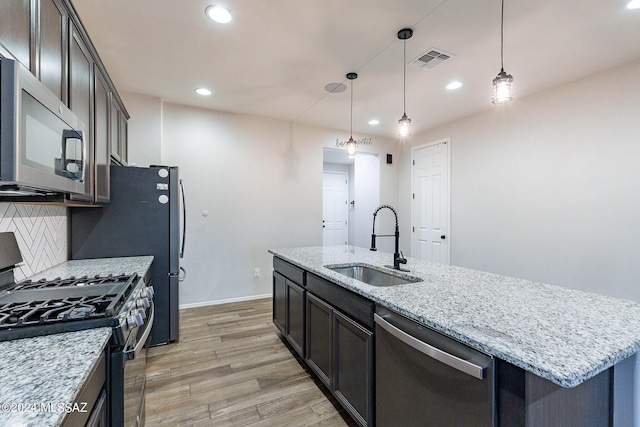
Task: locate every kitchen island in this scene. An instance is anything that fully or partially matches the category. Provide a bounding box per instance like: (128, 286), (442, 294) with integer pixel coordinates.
(270, 245), (640, 426)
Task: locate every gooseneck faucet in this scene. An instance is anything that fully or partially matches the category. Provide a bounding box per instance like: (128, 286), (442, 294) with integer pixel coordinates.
(370, 204), (408, 271)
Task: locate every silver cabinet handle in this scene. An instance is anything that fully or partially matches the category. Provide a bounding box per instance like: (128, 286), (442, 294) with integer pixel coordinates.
(374, 313), (487, 379)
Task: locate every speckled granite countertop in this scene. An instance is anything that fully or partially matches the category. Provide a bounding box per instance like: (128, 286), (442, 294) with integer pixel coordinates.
(0, 256), (153, 426)
(269, 246), (640, 388)
(26, 255), (154, 282)
(0, 328), (111, 426)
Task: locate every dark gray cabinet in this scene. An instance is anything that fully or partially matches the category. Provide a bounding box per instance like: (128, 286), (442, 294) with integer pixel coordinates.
(110, 97), (128, 165)
(0, 1), (31, 69)
(93, 68), (110, 203)
(306, 293), (332, 386)
(38, 0), (67, 102)
(68, 21), (94, 202)
(286, 280), (305, 356)
(1, 0), (129, 202)
(273, 271), (286, 334)
(305, 273), (374, 427)
(272, 257), (306, 358)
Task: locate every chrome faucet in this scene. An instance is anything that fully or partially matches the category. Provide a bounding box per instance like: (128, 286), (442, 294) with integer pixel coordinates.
(370, 204), (408, 271)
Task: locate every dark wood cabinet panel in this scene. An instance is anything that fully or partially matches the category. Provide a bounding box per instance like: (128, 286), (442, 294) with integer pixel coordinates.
(93, 68), (110, 203)
(306, 293), (333, 387)
(273, 272), (286, 335)
(285, 280), (305, 357)
(0, 0), (32, 68)
(68, 22), (93, 200)
(39, 0), (67, 101)
(334, 310), (373, 427)
(497, 359), (612, 427)
(307, 273), (374, 328)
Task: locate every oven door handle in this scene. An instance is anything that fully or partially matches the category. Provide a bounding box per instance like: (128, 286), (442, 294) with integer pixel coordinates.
(125, 303), (154, 361)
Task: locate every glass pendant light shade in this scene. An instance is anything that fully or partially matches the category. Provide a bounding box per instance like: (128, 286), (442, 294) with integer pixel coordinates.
(492, 68), (513, 104)
(492, 0), (514, 104)
(398, 113), (411, 137)
(346, 137), (357, 157)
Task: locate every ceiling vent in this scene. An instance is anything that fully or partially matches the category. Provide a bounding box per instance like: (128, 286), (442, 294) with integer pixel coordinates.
(410, 48), (454, 70)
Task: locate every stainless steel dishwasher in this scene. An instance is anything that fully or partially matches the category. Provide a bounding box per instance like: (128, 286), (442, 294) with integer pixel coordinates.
(375, 307), (496, 426)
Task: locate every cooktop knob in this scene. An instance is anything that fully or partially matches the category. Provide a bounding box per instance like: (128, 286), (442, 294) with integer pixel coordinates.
(126, 313), (144, 328)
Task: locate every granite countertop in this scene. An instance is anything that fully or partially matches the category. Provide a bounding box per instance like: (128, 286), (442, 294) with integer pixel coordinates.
(0, 328), (111, 426)
(26, 255), (154, 282)
(269, 245), (640, 388)
(0, 256), (154, 426)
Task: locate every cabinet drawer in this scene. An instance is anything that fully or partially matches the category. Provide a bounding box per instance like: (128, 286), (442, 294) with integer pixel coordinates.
(273, 257), (305, 286)
(307, 273), (374, 329)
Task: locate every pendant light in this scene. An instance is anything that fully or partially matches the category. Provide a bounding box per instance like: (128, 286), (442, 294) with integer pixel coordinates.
(346, 72), (358, 157)
(397, 28), (413, 138)
(492, 0), (513, 104)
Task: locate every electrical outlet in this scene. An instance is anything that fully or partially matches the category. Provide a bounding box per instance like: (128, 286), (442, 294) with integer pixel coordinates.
(254, 268), (260, 278)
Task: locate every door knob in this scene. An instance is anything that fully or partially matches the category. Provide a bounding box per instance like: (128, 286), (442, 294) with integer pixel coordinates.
(440, 235), (446, 239)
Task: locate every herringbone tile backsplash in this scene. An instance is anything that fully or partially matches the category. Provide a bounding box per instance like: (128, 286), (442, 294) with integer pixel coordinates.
(0, 203), (67, 281)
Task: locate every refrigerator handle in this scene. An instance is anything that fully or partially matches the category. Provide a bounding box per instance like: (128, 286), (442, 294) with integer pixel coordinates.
(180, 178), (186, 259)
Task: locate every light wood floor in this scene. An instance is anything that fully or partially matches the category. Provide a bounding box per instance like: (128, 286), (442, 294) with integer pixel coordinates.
(145, 297), (357, 426)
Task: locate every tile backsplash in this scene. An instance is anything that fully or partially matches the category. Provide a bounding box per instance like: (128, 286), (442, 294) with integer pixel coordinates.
(0, 203), (67, 281)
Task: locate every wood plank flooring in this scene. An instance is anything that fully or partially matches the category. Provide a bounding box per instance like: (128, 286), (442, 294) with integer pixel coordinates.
(145, 297), (357, 426)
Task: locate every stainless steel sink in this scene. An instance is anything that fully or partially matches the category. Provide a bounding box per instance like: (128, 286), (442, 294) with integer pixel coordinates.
(325, 264), (421, 287)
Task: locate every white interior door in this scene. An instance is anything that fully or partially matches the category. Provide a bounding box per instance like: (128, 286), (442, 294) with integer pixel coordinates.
(412, 140), (450, 263)
(323, 171), (349, 246)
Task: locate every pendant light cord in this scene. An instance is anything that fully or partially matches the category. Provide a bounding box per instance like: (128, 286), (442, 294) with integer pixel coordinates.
(500, 0), (505, 71)
(350, 78), (353, 138)
(403, 39), (407, 114)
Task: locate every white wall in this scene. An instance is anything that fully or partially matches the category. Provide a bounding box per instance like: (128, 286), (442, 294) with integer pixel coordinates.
(120, 93), (162, 167)
(120, 98), (400, 306)
(399, 58), (640, 426)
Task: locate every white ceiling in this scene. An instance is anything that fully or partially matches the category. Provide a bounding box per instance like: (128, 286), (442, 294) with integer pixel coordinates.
(73, 0), (640, 139)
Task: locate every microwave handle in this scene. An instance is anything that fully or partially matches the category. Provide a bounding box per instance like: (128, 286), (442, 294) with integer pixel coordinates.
(61, 129), (85, 182)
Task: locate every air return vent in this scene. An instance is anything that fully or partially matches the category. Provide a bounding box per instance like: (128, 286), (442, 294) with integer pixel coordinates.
(410, 48), (454, 70)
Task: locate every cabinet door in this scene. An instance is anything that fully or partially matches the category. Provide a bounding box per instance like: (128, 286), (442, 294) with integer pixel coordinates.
(286, 280), (305, 357)
(39, 0), (67, 102)
(334, 310), (373, 427)
(93, 67), (110, 203)
(272, 272), (286, 334)
(68, 22), (93, 198)
(0, 1), (31, 69)
(119, 112), (128, 164)
(306, 293), (333, 388)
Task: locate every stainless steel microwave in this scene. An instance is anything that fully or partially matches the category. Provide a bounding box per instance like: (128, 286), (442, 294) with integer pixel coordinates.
(0, 57), (87, 196)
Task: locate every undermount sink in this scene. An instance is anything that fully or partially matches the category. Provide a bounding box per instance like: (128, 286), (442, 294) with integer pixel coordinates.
(325, 264), (421, 287)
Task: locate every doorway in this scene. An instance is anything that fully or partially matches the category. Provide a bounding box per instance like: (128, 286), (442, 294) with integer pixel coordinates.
(323, 171), (349, 245)
(323, 148), (380, 248)
(411, 139), (450, 264)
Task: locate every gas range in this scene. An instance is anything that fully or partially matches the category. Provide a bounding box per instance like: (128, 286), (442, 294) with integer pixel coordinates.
(0, 273), (153, 345)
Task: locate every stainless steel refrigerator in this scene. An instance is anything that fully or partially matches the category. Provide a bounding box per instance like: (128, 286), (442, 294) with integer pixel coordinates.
(70, 165), (185, 346)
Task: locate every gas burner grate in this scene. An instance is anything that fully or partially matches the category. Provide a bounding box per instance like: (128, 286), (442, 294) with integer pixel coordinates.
(13, 273), (135, 290)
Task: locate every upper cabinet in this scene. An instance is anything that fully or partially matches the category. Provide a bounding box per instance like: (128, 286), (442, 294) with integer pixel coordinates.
(0, 0), (129, 204)
(39, 0), (68, 102)
(0, 1), (31, 70)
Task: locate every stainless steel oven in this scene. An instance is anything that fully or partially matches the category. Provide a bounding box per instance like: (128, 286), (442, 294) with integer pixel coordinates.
(111, 286), (154, 427)
(0, 56), (88, 196)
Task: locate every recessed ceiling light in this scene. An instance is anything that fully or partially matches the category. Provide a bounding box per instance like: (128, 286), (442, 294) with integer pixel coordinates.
(627, 0), (640, 9)
(205, 6), (232, 23)
(368, 119), (380, 125)
(195, 88), (212, 96)
(446, 81), (463, 90)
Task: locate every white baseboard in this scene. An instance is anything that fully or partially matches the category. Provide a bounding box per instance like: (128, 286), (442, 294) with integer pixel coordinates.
(179, 293), (272, 310)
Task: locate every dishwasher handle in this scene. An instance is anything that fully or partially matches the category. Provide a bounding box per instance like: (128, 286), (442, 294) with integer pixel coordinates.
(374, 313), (487, 380)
